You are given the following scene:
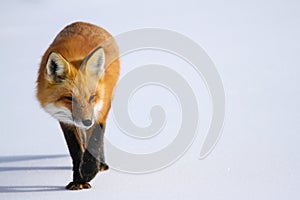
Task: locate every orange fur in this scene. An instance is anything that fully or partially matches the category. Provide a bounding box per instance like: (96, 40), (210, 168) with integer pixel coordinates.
(36, 22), (119, 124)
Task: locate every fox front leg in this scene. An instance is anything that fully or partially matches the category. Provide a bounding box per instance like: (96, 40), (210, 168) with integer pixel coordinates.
(80, 123), (109, 182)
(60, 123), (91, 190)
(98, 123), (109, 172)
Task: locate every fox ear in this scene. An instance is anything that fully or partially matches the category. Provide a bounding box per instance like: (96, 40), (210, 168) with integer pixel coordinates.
(82, 47), (105, 79)
(45, 52), (70, 83)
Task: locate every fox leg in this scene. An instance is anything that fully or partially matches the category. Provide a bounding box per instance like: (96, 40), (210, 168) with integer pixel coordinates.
(80, 123), (105, 181)
(97, 105), (111, 172)
(60, 123), (91, 190)
(98, 123), (109, 171)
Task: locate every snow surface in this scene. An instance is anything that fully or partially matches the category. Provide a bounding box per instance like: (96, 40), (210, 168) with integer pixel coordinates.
(1, 0), (300, 199)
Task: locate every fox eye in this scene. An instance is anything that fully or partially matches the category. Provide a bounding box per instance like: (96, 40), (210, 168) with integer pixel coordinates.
(63, 96), (75, 102)
(89, 94), (96, 102)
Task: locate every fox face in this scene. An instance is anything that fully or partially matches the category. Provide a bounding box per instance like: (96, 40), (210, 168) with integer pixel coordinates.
(41, 47), (106, 129)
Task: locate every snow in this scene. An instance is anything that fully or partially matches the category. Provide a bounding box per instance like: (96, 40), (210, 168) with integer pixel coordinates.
(1, 0), (300, 199)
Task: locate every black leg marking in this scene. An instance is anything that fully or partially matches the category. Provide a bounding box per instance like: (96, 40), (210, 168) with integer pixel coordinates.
(98, 123), (109, 172)
(60, 123), (83, 183)
(60, 123), (91, 190)
(80, 123), (105, 181)
(80, 150), (99, 182)
(60, 122), (108, 190)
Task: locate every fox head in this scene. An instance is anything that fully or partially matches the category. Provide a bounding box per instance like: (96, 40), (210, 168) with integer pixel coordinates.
(40, 47), (106, 129)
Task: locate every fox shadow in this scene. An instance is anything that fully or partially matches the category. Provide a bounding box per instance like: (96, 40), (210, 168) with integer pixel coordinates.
(0, 154), (71, 193)
(0, 185), (65, 193)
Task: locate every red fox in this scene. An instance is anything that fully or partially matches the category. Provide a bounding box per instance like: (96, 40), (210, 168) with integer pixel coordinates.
(36, 22), (119, 190)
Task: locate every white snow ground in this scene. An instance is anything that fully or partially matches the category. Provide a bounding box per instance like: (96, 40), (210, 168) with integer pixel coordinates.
(0, 0), (300, 199)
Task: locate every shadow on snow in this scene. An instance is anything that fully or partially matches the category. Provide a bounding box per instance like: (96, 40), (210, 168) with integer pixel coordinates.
(0, 154), (71, 193)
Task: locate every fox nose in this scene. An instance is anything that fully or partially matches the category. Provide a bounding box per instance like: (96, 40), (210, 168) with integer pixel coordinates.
(82, 119), (93, 127)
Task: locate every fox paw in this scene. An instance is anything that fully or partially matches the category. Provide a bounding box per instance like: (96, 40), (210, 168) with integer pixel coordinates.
(66, 182), (91, 190)
(99, 162), (109, 172)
